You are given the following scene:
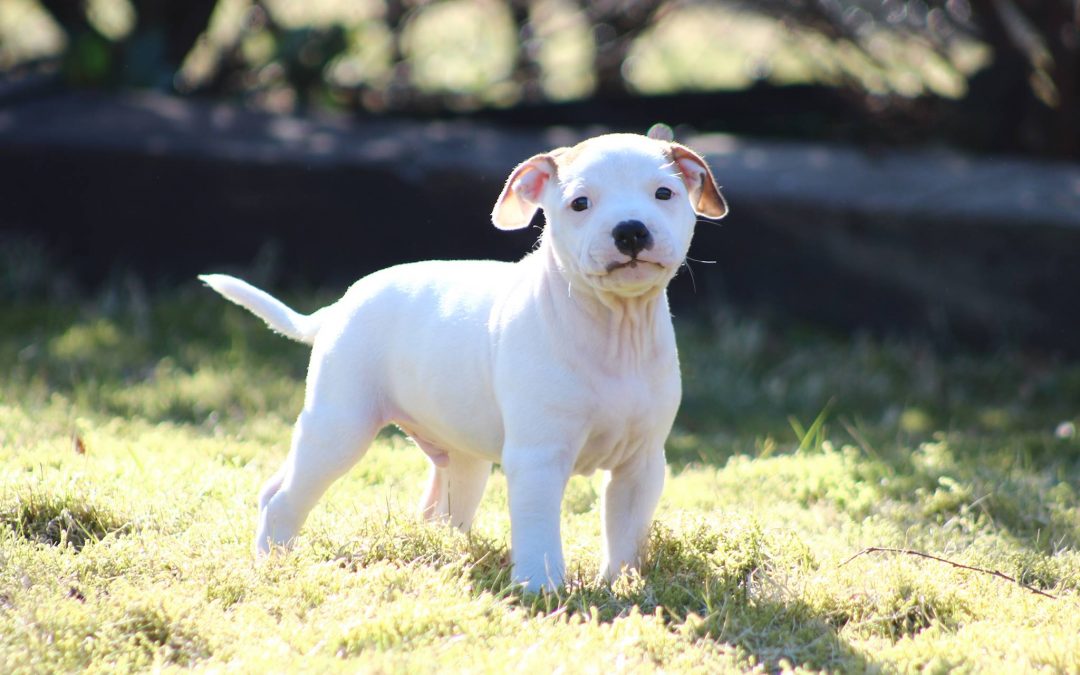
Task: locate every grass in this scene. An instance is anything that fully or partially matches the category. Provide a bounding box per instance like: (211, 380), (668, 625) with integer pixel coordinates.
(2, 282), (1079, 672)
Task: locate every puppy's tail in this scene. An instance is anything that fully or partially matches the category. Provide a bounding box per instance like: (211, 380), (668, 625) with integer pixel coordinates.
(199, 274), (324, 345)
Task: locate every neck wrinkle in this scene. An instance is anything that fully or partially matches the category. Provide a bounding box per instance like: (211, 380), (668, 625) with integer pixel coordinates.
(537, 244), (666, 371)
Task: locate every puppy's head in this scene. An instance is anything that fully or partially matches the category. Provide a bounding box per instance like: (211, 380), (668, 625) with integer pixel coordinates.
(492, 132), (726, 297)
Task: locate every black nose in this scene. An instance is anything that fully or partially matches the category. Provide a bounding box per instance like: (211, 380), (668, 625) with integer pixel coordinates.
(611, 220), (653, 258)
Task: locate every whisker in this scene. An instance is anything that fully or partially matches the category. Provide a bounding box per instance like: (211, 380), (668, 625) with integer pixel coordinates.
(685, 256), (717, 264)
(681, 259), (698, 294)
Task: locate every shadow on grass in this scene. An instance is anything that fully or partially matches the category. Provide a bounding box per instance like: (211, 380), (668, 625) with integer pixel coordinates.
(0, 488), (132, 552)
(1, 291), (311, 426)
(332, 516), (868, 671)
(839, 429), (1080, 567)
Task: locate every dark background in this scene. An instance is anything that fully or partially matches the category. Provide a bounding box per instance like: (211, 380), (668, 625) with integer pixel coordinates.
(2, 0), (1079, 351)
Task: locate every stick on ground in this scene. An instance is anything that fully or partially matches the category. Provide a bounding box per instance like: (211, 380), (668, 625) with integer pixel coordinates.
(839, 547), (1057, 600)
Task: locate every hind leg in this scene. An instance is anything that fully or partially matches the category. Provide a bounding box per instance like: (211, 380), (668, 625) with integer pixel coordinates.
(418, 453), (492, 531)
(258, 467), (286, 515)
(256, 404), (381, 555)
(256, 348), (383, 555)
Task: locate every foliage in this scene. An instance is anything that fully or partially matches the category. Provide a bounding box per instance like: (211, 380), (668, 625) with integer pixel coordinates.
(1, 286), (1078, 671)
(2, 1), (1077, 156)
(739, 0), (1080, 157)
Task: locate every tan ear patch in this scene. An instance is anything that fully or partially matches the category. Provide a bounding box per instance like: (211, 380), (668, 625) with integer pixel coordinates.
(671, 144), (728, 220)
(491, 154), (558, 231)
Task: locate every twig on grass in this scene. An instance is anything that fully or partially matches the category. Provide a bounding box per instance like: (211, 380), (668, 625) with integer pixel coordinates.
(839, 547), (1058, 600)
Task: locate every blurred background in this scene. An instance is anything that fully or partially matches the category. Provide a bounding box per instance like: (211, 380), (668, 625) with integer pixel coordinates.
(3, 0), (1078, 150)
(1, 0), (1079, 350)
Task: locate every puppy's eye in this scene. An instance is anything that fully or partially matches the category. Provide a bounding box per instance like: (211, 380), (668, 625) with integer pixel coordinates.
(655, 187), (673, 201)
(571, 197), (590, 212)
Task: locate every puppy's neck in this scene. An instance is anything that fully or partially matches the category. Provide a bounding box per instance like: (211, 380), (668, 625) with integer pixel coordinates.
(593, 288), (667, 368)
(535, 243), (670, 369)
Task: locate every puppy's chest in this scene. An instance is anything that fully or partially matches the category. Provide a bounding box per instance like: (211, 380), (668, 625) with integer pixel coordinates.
(574, 370), (679, 474)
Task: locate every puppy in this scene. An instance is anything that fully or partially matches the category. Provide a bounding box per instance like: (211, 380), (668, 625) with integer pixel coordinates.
(200, 131), (726, 591)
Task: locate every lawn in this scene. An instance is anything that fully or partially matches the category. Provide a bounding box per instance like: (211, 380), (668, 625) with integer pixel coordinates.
(1, 283), (1078, 672)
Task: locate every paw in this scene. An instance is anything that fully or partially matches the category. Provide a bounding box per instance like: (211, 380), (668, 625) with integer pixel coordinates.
(512, 558), (565, 593)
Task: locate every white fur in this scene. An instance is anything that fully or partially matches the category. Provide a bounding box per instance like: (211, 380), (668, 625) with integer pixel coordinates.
(200, 133), (725, 592)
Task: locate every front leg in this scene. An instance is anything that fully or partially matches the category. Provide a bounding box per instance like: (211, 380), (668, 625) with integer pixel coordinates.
(601, 446), (666, 582)
(502, 446), (573, 592)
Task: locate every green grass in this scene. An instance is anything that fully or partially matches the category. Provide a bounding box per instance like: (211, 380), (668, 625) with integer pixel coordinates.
(2, 285), (1079, 672)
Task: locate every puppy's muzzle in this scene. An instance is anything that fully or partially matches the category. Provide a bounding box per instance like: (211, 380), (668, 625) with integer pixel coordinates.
(612, 220), (654, 258)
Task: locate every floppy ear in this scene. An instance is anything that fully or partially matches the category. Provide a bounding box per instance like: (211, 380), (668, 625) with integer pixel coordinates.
(491, 154), (559, 231)
(671, 144), (728, 220)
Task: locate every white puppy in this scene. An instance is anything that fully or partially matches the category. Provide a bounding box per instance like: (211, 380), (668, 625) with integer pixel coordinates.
(200, 131), (726, 591)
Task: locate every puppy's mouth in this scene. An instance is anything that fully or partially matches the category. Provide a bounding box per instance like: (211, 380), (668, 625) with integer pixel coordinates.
(605, 259), (664, 273)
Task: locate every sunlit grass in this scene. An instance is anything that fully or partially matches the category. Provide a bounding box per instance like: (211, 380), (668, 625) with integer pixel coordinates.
(1, 285), (1078, 672)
